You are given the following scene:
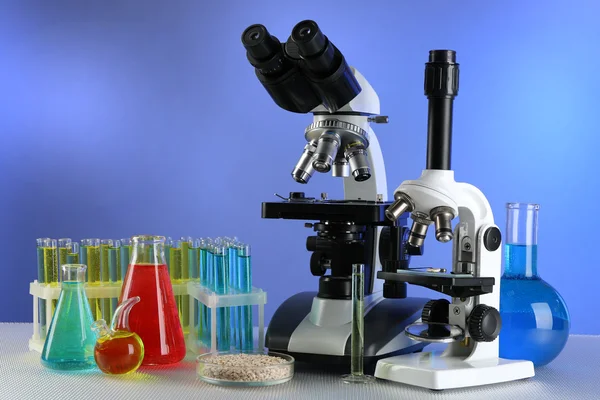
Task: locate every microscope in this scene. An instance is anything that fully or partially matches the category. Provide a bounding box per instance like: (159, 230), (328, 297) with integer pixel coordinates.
(241, 20), (429, 366)
(373, 50), (535, 389)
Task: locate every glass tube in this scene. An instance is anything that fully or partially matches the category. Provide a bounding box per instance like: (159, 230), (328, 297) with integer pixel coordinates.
(80, 239), (101, 320)
(341, 264), (374, 384)
(36, 238), (55, 337)
(198, 239), (211, 347)
(505, 203), (540, 277)
(108, 240), (121, 314)
(57, 238), (71, 282)
(238, 244), (253, 351)
(169, 240), (185, 331)
(214, 245), (230, 351)
(180, 237), (192, 333)
(120, 238), (131, 280)
(100, 239), (114, 322)
(188, 239), (200, 329)
(66, 242), (80, 264)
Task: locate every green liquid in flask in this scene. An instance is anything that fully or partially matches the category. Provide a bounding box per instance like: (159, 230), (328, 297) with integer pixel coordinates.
(41, 265), (97, 371)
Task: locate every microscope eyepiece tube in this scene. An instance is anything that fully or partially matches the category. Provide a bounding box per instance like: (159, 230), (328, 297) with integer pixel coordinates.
(312, 132), (341, 173)
(332, 154), (350, 177)
(430, 206), (455, 243)
(344, 145), (371, 182)
(291, 141), (318, 184)
(242, 24), (281, 61)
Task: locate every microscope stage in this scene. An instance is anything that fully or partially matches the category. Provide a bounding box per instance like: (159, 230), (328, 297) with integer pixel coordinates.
(262, 199), (408, 225)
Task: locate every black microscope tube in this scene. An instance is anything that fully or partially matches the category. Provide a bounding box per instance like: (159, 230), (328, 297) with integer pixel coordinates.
(424, 50), (459, 171)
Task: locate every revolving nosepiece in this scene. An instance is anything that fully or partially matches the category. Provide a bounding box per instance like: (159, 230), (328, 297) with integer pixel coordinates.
(345, 144), (371, 182)
(430, 206), (455, 243)
(292, 141), (318, 184)
(312, 132), (341, 173)
(385, 193), (413, 222)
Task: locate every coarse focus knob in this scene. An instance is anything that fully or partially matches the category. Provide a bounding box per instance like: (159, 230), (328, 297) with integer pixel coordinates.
(421, 299), (450, 324)
(468, 304), (502, 342)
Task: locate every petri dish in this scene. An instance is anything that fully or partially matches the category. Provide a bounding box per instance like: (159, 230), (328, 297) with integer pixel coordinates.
(196, 351), (294, 387)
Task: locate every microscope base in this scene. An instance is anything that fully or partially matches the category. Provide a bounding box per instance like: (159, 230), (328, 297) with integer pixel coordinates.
(374, 351), (535, 390)
(265, 291), (429, 367)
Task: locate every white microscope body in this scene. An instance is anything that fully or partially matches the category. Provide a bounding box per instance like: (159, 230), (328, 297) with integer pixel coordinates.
(375, 49), (534, 389)
(375, 169), (535, 389)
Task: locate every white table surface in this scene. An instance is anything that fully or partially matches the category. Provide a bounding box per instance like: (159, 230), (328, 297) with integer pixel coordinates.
(1, 323), (598, 400)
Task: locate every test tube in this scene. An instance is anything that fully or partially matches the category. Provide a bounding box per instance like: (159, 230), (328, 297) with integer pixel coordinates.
(80, 239), (101, 320)
(36, 238), (56, 337)
(238, 244), (253, 351)
(198, 239), (211, 346)
(169, 240), (184, 330)
(108, 240), (121, 314)
(66, 242), (80, 264)
(165, 237), (172, 274)
(214, 244), (230, 351)
(180, 237), (192, 333)
(100, 239), (114, 322)
(341, 264), (374, 384)
(188, 239), (200, 330)
(120, 238), (131, 279)
(225, 240), (241, 350)
(57, 238), (71, 282)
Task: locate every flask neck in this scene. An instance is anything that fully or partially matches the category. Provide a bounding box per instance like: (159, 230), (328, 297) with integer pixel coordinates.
(504, 203), (540, 278)
(130, 235), (167, 265)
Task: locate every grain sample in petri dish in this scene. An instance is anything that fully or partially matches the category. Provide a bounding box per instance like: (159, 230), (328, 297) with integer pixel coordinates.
(196, 352), (294, 387)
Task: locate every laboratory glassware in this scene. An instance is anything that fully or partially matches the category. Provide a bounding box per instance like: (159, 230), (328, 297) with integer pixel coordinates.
(119, 235), (186, 365)
(500, 203), (570, 366)
(92, 296), (144, 375)
(36, 238), (57, 337)
(341, 264), (374, 383)
(40, 264), (97, 370)
(80, 239), (101, 319)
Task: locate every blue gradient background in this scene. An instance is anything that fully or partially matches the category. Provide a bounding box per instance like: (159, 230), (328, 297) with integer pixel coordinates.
(1, 1), (599, 334)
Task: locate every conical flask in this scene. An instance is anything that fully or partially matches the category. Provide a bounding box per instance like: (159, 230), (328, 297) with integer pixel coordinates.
(119, 235), (186, 365)
(41, 264), (97, 370)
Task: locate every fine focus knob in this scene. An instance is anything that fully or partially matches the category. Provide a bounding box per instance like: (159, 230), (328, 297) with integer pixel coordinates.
(468, 304), (502, 342)
(421, 299), (450, 324)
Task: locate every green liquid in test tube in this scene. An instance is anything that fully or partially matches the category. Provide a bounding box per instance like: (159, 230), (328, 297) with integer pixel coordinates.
(80, 239), (101, 320)
(165, 237), (172, 274)
(57, 239), (71, 282)
(66, 242), (80, 264)
(100, 240), (114, 323)
(36, 238), (56, 337)
(107, 240), (120, 315)
(188, 239), (200, 330)
(120, 238), (131, 280)
(180, 237), (191, 333)
(169, 240), (184, 330)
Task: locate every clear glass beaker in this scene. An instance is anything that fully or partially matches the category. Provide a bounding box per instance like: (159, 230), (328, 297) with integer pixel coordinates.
(119, 235), (186, 365)
(500, 203), (570, 366)
(40, 264), (97, 370)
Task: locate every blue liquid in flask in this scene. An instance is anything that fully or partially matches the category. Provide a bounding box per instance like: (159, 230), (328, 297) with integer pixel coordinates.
(500, 244), (570, 367)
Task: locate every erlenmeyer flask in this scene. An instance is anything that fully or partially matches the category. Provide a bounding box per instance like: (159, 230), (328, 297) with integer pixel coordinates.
(119, 235), (186, 365)
(41, 264), (97, 370)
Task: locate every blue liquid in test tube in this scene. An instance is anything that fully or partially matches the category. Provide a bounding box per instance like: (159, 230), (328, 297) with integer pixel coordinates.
(214, 245), (230, 351)
(238, 244), (253, 351)
(227, 242), (239, 350)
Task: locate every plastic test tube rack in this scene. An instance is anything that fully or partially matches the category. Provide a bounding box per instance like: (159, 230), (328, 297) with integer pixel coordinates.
(185, 281), (266, 354)
(28, 280), (267, 354)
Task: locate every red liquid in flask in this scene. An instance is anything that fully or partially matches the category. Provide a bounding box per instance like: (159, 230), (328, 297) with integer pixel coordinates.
(119, 264), (186, 365)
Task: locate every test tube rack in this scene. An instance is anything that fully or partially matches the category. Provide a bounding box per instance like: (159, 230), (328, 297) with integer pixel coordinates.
(28, 280), (267, 354)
